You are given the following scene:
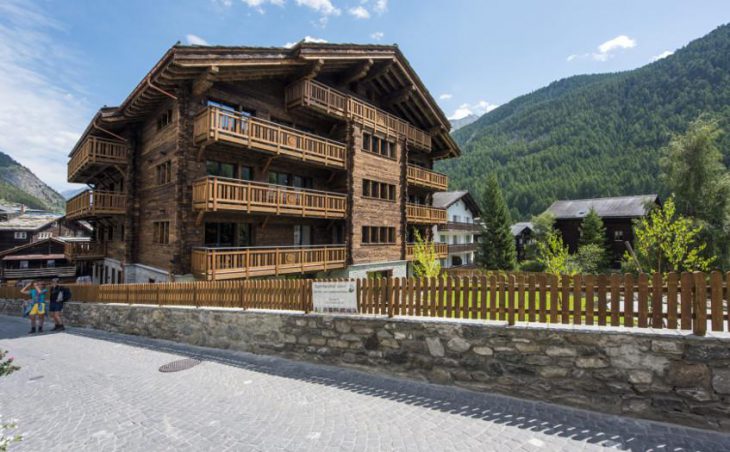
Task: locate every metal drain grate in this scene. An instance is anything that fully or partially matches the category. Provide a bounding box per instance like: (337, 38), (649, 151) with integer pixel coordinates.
(159, 358), (201, 373)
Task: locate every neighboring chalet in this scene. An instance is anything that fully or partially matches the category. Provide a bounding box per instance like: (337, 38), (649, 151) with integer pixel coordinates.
(510, 222), (533, 262)
(0, 238), (76, 283)
(545, 194), (660, 267)
(0, 213), (91, 253)
(64, 43), (460, 282)
(432, 191), (481, 268)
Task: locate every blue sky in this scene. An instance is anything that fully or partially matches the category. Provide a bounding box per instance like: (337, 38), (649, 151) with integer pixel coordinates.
(0, 0), (728, 192)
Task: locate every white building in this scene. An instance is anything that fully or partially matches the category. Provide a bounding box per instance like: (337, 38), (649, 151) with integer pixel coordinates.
(432, 191), (481, 268)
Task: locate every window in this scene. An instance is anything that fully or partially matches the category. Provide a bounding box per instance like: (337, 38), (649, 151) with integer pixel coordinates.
(614, 230), (624, 241)
(362, 132), (395, 159)
(204, 223), (251, 247)
(268, 171), (312, 188)
(106, 226), (114, 242)
(13, 231), (27, 240)
(362, 179), (396, 202)
(153, 221), (170, 245)
(37, 232), (51, 239)
(439, 235), (447, 243)
(156, 161), (172, 185)
(20, 260), (28, 269)
(47, 260), (56, 268)
(157, 109), (173, 130)
(361, 226), (396, 244)
(452, 256), (463, 267)
(294, 225), (312, 246)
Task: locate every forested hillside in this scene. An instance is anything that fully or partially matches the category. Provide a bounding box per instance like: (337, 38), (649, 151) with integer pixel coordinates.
(0, 151), (65, 212)
(438, 24), (730, 220)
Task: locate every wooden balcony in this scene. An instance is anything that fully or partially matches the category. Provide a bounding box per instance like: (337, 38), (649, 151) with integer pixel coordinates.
(68, 136), (128, 183)
(191, 245), (347, 280)
(192, 176), (347, 219)
(447, 243), (478, 254)
(405, 242), (449, 260)
(193, 106), (347, 169)
(437, 221), (482, 232)
(66, 190), (127, 220)
(406, 203), (447, 224)
(1, 266), (76, 280)
(407, 165), (448, 191)
(286, 79), (432, 151)
(64, 242), (107, 261)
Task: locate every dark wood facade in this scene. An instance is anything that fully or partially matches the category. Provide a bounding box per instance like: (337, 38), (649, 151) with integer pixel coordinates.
(65, 44), (459, 281)
(0, 216), (90, 254)
(0, 238), (76, 282)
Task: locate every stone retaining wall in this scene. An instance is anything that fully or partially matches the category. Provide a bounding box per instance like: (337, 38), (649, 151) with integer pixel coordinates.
(2, 299), (729, 431)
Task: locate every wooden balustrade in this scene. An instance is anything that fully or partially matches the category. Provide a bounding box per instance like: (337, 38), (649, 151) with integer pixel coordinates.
(405, 242), (449, 260)
(407, 165), (448, 191)
(286, 79), (432, 151)
(1, 266), (76, 279)
(406, 203), (447, 224)
(194, 106), (347, 169)
(64, 242), (107, 261)
(191, 245), (347, 280)
(66, 190), (127, 220)
(192, 177), (347, 219)
(437, 221), (482, 232)
(447, 243), (477, 253)
(68, 136), (128, 183)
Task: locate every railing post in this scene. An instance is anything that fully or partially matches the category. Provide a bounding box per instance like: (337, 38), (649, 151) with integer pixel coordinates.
(693, 272), (707, 336)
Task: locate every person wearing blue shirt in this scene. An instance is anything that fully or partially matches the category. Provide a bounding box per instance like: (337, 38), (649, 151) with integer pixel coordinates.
(21, 280), (48, 334)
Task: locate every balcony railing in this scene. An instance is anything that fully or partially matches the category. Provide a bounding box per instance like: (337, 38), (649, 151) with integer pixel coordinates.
(64, 242), (107, 261)
(191, 245), (347, 280)
(406, 203), (447, 224)
(437, 221), (482, 232)
(192, 177), (347, 219)
(194, 106), (347, 169)
(447, 243), (478, 254)
(286, 79), (432, 151)
(1, 266), (76, 279)
(68, 136), (128, 183)
(407, 165), (448, 191)
(66, 190), (127, 220)
(405, 242), (449, 260)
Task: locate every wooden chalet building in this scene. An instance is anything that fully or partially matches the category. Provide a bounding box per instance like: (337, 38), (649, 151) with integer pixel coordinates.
(510, 222), (533, 262)
(65, 43), (459, 283)
(0, 213), (91, 254)
(545, 195), (660, 267)
(0, 238), (77, 283)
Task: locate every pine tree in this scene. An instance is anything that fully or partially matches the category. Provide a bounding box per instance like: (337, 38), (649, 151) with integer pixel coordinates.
(579, 208), (606, 247)
(476, 174), (517, 270)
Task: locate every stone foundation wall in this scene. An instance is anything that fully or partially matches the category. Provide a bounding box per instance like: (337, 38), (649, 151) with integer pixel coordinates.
(1, 298), (729, 431)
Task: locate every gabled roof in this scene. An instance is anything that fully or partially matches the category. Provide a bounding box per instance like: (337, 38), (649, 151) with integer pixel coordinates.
(510, 222), (533, 236)
(432, 191), (481, 216)
(545, 195), (659, 220)
(0, 237), (67, 259)
(78, 43), (459, 159)
(0, 213), (61, 231)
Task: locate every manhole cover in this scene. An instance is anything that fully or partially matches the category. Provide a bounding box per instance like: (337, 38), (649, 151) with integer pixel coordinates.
(158, 358), (201, 373)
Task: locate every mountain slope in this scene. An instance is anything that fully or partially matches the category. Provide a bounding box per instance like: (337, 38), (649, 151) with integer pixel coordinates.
(438, 24), (730, 220)
(0, 151), (65, 212)
(450, 114), (480, 131)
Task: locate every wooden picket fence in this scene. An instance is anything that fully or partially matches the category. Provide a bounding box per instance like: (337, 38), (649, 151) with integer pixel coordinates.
(1, 272), (728, 335)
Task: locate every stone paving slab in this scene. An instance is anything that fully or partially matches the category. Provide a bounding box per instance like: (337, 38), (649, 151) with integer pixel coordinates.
(0, 315), (728, 451)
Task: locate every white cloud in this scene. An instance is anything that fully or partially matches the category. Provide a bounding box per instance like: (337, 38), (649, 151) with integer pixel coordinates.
(240, 0), (285, 13)
(295, 0), (340, 16)
(284, 35), (328, 48)
(0, 0), (91, 192)
(348, 6), (370, 19)
(372, 0), (387, 14)
(370, 31), (384, 41)
(567, 34), (637, 63)
(651, 50), (673, 62)
(439, 93), (452, 100)
(448, 101), (499, 120)
(185, 34), (209, 45)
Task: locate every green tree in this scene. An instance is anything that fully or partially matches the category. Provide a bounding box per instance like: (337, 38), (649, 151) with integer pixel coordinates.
(577, 208), (608, 272)
(660, 116), (730, 267)
(623, 197), (715, 273)
(579, 208), (606, 247)
(571, 244), (606, 274)
(536, 230), (577, 276)
(476, 174), (517, 270)
(412, 230), (442, 278)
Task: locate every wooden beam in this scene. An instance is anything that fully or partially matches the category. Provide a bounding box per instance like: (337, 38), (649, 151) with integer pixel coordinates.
(361, 60), (393, 84)
(261, 156), (274, 174)
(192, 66), (219, 97)
(383, 85), (415, 108)
(195, 211), (205, 226)
(338, 59), (373, 86)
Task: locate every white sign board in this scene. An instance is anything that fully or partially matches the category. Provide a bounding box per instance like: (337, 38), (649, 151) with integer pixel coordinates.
(312, 280), (358, 314)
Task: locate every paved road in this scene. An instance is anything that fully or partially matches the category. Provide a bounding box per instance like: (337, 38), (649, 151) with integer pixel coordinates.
(0, 315), (728, 451)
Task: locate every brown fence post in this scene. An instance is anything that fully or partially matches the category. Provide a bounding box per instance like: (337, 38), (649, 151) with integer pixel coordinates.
(693, 272), (707, 336)
(710, 271), (723, 332)
(388, 278), (398, 318)
(507, 274), (516, 326)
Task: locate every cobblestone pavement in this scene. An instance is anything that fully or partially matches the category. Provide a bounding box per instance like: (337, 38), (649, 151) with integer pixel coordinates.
(0, 315), (728, 451)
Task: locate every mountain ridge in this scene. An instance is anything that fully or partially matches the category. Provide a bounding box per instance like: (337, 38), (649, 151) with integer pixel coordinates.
(0, 151), (66, 213)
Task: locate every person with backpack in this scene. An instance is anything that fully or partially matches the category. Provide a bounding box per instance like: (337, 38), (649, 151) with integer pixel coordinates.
(49, 278), (71, 331)
(21, 280), (48, 334)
